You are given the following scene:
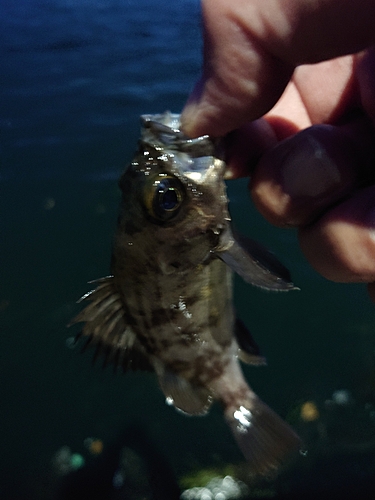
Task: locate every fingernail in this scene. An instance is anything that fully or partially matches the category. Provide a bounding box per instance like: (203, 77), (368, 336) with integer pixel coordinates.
(281, 133), (342, 198)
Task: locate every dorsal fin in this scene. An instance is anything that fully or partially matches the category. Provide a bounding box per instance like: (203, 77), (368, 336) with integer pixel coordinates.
(69, 276), (152, 372)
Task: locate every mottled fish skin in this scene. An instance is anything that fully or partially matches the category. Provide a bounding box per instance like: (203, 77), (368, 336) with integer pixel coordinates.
(70, 111), (301, 475)
(113, 126), (233, 384)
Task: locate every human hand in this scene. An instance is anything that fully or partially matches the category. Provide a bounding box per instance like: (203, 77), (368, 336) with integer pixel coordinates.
(180, 0), (375, 302)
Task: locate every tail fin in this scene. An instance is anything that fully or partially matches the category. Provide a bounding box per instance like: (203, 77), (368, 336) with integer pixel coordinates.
(226, 397), (301, 476)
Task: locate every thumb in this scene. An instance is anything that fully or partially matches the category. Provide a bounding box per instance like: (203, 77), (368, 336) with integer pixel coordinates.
(181, 0), (375, 138)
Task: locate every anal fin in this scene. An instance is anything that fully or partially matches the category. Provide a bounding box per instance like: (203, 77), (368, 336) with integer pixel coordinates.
(158, 371), (213, 416)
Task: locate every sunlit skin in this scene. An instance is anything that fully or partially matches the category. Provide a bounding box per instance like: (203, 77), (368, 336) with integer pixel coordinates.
(181, 0), (375, 301)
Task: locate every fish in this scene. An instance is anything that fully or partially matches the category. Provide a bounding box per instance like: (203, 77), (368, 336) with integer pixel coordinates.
(69, 111), (301, 476)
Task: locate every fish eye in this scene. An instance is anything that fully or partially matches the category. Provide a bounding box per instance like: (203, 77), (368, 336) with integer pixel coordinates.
(143, 173), (184, 222)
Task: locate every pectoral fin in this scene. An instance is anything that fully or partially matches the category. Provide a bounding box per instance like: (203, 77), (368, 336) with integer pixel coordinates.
(216, 229), (298, 291)
(69, 276), (152, 372)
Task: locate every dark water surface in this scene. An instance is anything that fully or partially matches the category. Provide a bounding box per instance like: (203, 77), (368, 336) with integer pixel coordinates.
(1, 1), (375, 498)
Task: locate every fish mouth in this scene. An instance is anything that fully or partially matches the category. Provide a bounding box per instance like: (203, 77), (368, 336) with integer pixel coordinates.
(141, 111), (216, 158)
(140, 111), (225, 182)
(141, 111), (182, 133)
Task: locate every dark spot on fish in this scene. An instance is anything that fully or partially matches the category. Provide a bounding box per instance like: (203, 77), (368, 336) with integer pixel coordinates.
(149, 308), (168, 328)
(193, 356), (224, 384)
(171, 242), (188, 253)
(208, 313), (220, 328)
(124, 220), (141, 236)
(167, 359), (190, 373)
(142, 337), (158, 354)
(160, 338), (173, 349)
(184, 294), (200, 308)
(177, 336), (192, 347)
(133, 329), (148, 343)
(143, 336), (156, 348)
(134, 308), (147, 317)
(169, 261), (181, 269)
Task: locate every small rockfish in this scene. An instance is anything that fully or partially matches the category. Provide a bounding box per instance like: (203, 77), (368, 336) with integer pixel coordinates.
(70, 112), (301, 475)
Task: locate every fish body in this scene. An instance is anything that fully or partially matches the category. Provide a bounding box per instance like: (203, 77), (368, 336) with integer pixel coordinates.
(71, 112), (301, 475)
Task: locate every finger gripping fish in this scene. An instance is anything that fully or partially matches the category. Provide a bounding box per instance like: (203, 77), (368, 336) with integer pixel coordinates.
(70, 112), (301, 476)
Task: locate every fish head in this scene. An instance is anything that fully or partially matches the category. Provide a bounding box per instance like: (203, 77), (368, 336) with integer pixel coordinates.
(116, 112), (230, 267)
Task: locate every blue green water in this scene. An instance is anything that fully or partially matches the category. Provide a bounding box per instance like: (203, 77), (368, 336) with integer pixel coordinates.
(1, 1), (375, 498)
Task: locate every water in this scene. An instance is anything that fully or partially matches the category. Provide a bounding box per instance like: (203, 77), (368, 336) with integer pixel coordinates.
(1, 1), (375, 498)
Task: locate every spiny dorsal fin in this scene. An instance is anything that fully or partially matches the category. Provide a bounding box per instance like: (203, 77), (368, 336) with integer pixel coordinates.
(69, 276), (152, 372)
